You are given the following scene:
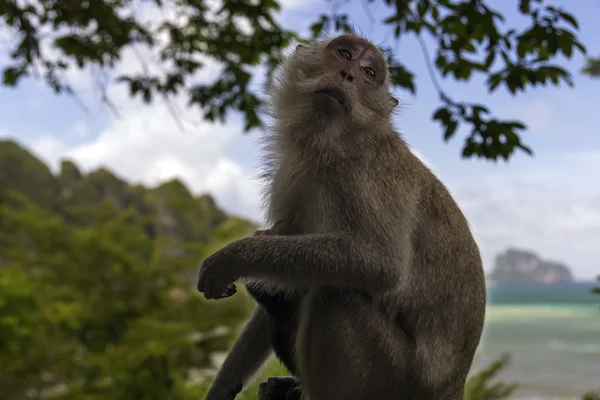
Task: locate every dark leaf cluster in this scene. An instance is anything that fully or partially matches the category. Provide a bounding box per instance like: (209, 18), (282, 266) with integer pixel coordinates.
(0, 0), (589, 160)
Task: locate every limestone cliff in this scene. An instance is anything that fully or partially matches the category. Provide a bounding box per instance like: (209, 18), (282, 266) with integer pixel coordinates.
(0, 139), (256, 244)
(489, 248), (574, 284)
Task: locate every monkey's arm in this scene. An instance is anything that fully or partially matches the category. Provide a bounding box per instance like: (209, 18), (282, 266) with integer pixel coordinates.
(205, 306), (273, 400)
(198, 233), (402, 297)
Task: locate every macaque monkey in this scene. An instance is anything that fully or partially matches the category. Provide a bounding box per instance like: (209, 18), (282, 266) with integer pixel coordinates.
(197, 33), (486, 400)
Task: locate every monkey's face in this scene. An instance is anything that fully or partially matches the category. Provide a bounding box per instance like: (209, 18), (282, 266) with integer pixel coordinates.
(276, 35), (398, 126)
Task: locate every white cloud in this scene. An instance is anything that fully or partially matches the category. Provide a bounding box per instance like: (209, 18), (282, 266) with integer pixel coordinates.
(66, 99), (262, 217)
(26, 110), (263, 221)
(29, 134), (69, 170)
(454, 176), (600, 280)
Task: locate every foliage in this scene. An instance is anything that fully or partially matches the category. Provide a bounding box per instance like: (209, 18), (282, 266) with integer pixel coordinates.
(0, 139), (61, 210)
(464, 355), (517, 400)
(582, 390), (600, 400)
(0, 0), (589, 161)
(582, 57), (600, 78)
(0, 190), (256, 399)
(0, 140), (258, 398)
(310, 0), (585, 161)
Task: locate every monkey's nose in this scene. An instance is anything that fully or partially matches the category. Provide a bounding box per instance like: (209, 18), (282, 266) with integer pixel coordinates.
(340, 70), (354, 82)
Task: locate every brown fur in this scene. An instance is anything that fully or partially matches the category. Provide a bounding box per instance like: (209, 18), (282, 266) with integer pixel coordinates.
(198, 33), (486, 400)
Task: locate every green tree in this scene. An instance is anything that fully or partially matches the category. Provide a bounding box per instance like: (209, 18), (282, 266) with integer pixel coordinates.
(583, 391), (600, 400)
(0, 0), (588, 161)
(464, 355), (517, 400)
(0, 191), (256, 399)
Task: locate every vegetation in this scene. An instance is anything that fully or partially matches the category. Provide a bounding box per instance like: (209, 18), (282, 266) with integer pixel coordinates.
(0, 139), (258, 398)
(582, 57), (600, 78)
(464, 355), (517, 400)
(0, 0), (594, 161)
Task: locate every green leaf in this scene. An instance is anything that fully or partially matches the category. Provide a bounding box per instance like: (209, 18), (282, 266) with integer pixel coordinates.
(2, 67), (25, 86)
(559, 11), (579, 29)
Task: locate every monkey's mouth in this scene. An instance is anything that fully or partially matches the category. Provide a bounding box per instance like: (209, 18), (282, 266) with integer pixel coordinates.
(315, 87), (348, 107)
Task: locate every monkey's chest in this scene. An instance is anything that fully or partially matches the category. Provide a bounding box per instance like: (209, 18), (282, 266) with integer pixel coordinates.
(273, 179), (336, 233)
(246, 281), (302, 375)
(266, 300), (301, 375)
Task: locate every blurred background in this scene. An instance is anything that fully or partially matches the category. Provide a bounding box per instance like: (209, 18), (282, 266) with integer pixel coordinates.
(0, 0), (599, 399)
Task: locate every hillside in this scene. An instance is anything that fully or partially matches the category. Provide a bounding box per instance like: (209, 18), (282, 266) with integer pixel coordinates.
(489, 248), (574, 284)
(0, 138), (256, 244)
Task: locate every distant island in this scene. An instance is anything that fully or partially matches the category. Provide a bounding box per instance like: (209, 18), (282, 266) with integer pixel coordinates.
(489, 248), (574, 284)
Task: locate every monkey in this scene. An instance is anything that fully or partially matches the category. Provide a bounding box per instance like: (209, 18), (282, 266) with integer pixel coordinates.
(197, 33), (487, 400)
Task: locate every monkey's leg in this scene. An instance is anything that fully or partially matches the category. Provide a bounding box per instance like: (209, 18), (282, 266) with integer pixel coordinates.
(258, 376), (302, 400)
(300, 292), (417, 400)
(205, 306), (273, 400)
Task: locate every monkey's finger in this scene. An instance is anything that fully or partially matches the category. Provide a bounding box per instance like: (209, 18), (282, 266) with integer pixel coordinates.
(197, 270), (207, 293)
(226, 283), (237, 293)
(203, 283), (237, 300)
(198, 280), (223, 300)
(221, 284), (237, 298)
(286, 388), (302, 400)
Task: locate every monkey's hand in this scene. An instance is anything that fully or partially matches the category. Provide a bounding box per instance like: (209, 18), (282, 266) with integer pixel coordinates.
(197, 245), (241, 300)
(258, 376), (302, 400)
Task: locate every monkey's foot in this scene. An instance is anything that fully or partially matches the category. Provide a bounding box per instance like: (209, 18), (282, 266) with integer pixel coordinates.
(258, 376), (302, 400)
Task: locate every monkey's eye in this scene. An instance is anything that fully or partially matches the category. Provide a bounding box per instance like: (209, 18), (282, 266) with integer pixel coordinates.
(337, 49), (352, 60)
(363, 67), (376, 79)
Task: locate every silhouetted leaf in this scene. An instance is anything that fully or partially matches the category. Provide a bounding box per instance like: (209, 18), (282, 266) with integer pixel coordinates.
(0, 0), (590, 161)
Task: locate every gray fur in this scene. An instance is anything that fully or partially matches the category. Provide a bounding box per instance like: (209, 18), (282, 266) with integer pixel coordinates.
(198, 33), (486, 400)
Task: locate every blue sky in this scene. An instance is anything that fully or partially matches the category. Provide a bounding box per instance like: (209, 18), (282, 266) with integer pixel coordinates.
(1, 0), (599, 279)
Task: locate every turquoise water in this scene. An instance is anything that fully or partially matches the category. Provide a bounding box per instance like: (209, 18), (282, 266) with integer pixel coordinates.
(473, 282), (600, 399)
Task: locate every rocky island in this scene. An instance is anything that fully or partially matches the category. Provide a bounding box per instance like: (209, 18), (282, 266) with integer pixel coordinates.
(489, 248), (574, 284)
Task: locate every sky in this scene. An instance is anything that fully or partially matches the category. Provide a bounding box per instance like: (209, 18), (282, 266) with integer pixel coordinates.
(0, 1), (599, 280)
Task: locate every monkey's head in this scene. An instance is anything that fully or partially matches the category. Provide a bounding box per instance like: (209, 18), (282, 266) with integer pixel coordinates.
(269, 34), (399, 131)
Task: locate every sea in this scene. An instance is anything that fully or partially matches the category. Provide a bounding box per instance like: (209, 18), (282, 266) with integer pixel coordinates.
(472, 282), (600, 399)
